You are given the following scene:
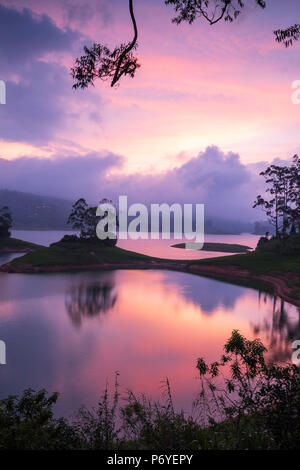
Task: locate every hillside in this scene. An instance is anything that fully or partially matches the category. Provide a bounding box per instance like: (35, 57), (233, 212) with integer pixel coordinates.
(0, 188), (267, 234)
(0, 189), (73, 230)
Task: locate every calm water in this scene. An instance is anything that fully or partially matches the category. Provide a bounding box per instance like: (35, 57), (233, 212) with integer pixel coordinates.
(11, 230), (261, 260)
(0, 231), (297, 417)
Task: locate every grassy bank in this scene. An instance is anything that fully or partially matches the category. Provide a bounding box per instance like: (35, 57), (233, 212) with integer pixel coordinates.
(1, 238), (300, 306)
(185, 251), (300, 305)
(0, 237), (43, 253)
(6, 240), (296, 275)
(0, 239), (171, 273)
(192, 250), (300, 274)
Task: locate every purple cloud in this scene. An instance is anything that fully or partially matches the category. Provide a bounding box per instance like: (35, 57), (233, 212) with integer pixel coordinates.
(0, 5), (79, 73)
(0, 5), (91, 144)
(0, 146), (267, 221)
(0, 152), (123, 200)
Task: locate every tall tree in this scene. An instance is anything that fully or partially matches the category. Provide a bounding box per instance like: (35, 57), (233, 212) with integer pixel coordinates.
(82, 205), (98, 239)
(67, 198), (118, 243)
(0, 206), (12, 239)
(67, 198), (88, 238)
(253, 164), (291, 237)
(288, 155), (300, 232)
(253, 158), (300, 237)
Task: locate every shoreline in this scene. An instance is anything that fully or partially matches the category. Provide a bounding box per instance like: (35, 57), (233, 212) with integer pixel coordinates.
(0, 247), (34, 253)
(2, 257), (300, 308)
(184, 264), (300, 308)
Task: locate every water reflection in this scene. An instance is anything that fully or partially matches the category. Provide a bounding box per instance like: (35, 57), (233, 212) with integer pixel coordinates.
(65, 279), (117, 328)
(252, 294), (300, 363)
(161, 271), (245, 314)
(0, 269), (299, 416)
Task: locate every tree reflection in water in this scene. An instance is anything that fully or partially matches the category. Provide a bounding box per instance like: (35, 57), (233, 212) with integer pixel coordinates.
(253, 292), (300, 363)
(65, 280), (117, 328)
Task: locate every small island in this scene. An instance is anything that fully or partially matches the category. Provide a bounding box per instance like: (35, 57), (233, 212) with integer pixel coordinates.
(1, 235), (300, 309)
(172, 242), (252, 253)
(1, 197), (300, 309)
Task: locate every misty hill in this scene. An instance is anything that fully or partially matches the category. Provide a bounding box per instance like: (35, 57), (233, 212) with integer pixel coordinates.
(205, 217), (252, 235)
(0, 189), (73, 230)
(0, 188), (269, 234)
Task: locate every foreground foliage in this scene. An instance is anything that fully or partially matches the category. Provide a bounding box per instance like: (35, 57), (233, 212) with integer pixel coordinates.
(0, 331), (299, 449)
(195, 330), (300, 449)
(257, 234), (300, 255)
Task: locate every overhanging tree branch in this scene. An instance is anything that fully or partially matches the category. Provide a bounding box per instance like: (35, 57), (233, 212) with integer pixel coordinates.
(195, 0), (231, 25)
(165, 0), (266, 25)
(111, 0), (138, 87)
(71, 0), (140, 89)
(72, 0), (267, 89)
(274, 24), (300, 47)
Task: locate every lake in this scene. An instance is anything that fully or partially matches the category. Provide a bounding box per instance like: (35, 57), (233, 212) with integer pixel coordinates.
(11, 229), (261, 259)
(0, 231), (298, 418)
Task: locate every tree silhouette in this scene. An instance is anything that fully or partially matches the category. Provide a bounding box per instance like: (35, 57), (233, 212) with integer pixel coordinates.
(67, 197), (118, 244)
(253, 165), (290, 236)
(72, 0), (139, 89)
(166, 0), (266, 25)
(288, 155), (300, 232)
(65, 280), (117, 328)
(253, 294), (300, 363)
(253, 158), (300, 237)
(67, 198), (88, 238)
(72, 0), (266, 89)
(0, 206), (12, 239)
(274, 24), (300, 47)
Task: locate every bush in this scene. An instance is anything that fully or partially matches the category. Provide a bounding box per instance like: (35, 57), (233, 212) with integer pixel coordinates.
(1, 332), (300, 449)
(196, 330), (300, 449)
(0, 389), (79, 450)
(59, 234), (80, 243)
(256, 234), (300, 255)
(54, 234), (117, 247)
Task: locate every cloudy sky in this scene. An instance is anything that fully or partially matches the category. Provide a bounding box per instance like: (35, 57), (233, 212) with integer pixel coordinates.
(0, 0), (299, 220)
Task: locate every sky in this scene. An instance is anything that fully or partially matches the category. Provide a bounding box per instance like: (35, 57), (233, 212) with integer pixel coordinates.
(0, 0), (300, 221)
